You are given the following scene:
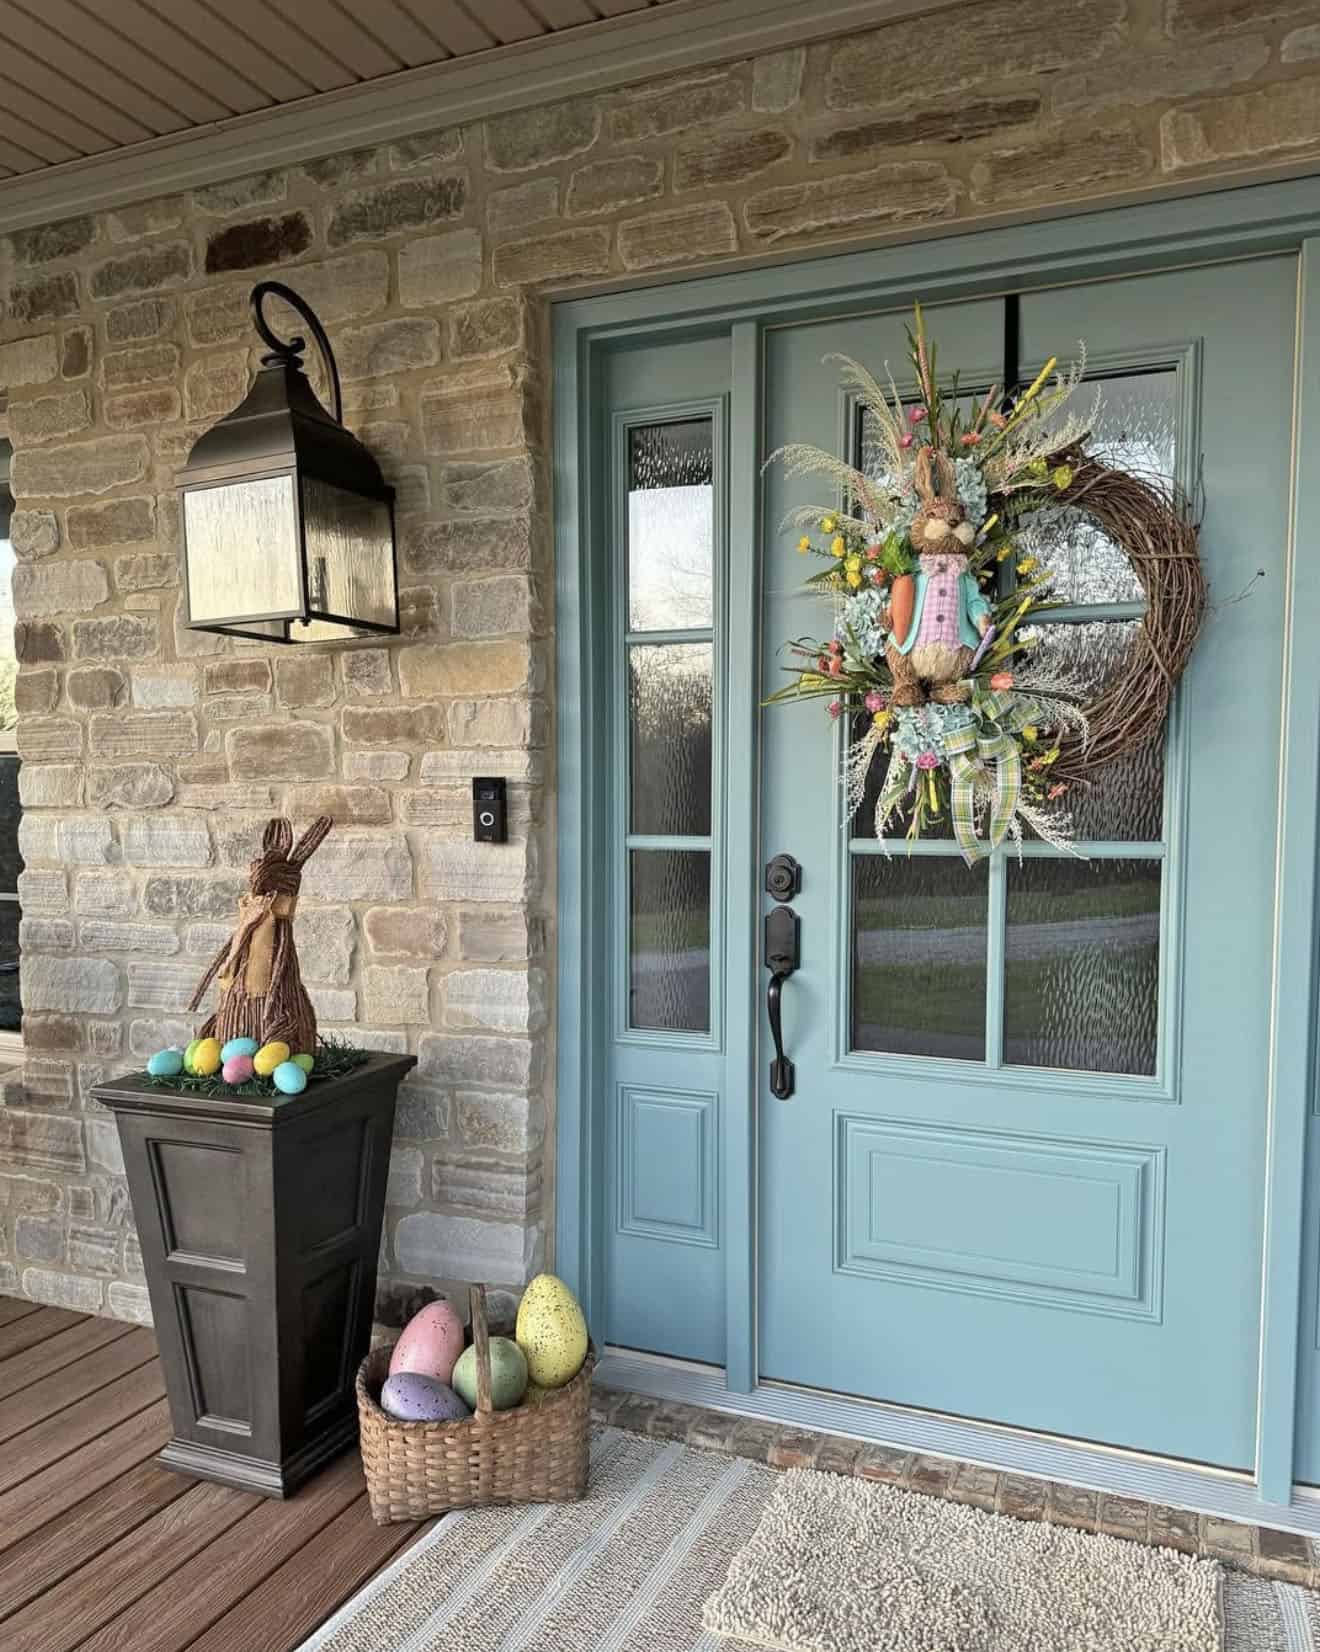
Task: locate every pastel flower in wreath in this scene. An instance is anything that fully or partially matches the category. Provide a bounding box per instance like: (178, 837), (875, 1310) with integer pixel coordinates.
(846, 569), (863, 589)
(1052, 464), (1074, 491)
(1016, 556), (1039, 576)
(960, 431), (982, 447)
(1048, 782), (1069, 801)
(827, 657), (843, 676)
(916, 750), (939, 771)
(1022, 723), (1039, 741)
(821, 514), (837, 532)
(828, 638), (843, 655)
(828, 699), (843, 720)
(989, 410), (1008, 429)
(865, 543), (882, 561)
(871, 569), (886, 587)
(908, 406), (927, 424)
(797, 535), (811, 553)
(817, 656), (830, 673)
(864, 690), (887, 713)
(899, 433), (914, 449)
(831, 535), (846, 557)
(990, 670), (1014, 691)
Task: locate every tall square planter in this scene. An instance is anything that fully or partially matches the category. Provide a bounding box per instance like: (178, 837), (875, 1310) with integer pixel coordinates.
(94, 1053), (414, 1498)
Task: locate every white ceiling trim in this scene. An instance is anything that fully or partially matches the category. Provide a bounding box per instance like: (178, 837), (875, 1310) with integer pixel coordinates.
(0, 0), (942, 235)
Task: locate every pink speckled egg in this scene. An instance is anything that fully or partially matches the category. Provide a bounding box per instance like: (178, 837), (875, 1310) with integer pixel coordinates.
(380, 1372), (470, 1424)
(389, 1298), (465, 1387)
(221, 1054), (254, 1084)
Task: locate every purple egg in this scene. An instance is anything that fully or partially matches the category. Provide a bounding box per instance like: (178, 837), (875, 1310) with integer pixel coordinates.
(379, 1372), (471, 1424)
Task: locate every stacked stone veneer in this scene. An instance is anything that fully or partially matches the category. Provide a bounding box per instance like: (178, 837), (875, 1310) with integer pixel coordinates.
(0, 0), (1316, 1324)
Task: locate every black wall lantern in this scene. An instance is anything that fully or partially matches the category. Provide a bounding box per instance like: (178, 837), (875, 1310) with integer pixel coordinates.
(178, 281), (398, 644)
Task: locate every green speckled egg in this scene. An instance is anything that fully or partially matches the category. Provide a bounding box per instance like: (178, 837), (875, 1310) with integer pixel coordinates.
(451, 1337), (528, 1411)
(515, 1274), (588, 1390)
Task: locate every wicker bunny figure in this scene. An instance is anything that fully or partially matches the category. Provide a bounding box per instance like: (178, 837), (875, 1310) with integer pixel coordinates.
(884, 447), (991, 707)
(188, 816), (332, 1055)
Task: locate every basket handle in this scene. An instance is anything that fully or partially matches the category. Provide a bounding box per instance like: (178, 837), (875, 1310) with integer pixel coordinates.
(469, 1283), (493, 1415)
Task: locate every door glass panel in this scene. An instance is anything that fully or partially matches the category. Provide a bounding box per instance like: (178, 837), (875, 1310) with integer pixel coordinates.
(630, 849), (711, 1033)
(851, 855), (988, 1060)
(1004, 857), (1161, 1075)
(1022, 620), (1164, 841)
(627, 419), (714, 631)
(1013, 370), (1175, 608)
(629, 643), (713, 836)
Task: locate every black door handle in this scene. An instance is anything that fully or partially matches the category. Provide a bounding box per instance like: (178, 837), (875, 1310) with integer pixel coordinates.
(765, 905), (799, 1100)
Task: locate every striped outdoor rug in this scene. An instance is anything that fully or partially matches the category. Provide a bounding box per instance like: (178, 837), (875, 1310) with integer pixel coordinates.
(296, 1427), (1320, 1652)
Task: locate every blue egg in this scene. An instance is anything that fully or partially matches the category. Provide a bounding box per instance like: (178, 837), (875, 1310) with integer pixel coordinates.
(220, 1037), (259, 1063)
(271, 1060), (307, 1095)
(147, 1048), (183, 1077)
(380, 1372), (470, 1424)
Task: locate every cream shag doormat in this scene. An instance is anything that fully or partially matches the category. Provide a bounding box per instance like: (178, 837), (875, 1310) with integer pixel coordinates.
(703, 1468), (1223, 1652)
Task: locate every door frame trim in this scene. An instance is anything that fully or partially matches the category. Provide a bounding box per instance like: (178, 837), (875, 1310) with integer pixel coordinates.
(553, 173), (1320, 1514)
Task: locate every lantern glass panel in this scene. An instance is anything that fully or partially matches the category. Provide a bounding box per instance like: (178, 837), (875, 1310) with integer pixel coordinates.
(185, 474), (301, 624)
(295, 476), (395, 638)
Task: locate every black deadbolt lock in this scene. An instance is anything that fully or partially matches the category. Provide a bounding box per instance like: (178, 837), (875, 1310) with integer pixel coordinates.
(473, 777), (507, 844)
(765, 853), (802, 903)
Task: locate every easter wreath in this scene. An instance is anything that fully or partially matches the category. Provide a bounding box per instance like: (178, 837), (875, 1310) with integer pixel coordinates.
(767, 304), (1204, 862)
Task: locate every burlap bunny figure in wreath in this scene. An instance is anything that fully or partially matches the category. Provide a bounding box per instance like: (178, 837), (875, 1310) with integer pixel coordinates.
(884, 446), (992, 707)
(188, 816), (332, 1055)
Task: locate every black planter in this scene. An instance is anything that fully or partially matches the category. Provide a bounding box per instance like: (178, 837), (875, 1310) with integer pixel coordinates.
(94, 1053), (414, 1498)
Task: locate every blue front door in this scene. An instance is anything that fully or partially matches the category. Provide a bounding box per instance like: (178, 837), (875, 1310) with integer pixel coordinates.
(758, 262), (1295, 1467)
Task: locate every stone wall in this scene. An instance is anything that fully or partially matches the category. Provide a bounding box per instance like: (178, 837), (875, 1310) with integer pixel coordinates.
(0, 0), (1317, 1324)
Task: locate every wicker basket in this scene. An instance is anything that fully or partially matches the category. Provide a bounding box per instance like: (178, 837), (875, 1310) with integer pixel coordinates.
(356, 1283), (596, 1524)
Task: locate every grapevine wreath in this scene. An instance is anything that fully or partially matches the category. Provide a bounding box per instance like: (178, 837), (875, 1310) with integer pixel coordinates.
(766, 304), (1204, 862)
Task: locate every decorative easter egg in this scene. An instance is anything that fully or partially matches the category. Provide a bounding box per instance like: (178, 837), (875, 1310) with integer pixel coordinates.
(183, 1038), (203, 1073)
(147, 1047), (183, 1077)
(190, 1037), (223, 1077)
(271, 1061), (307, 1095)
(221, 1037), (259, 1063)
(221, 1054), (254, 1085)
(253, 1041), (291, 1077)
(292, 1053), (315, 1074)
(452, 1337), (528, 1412)
(516, 1274), (589, 1390)
(389, 1299), (465, 1387)
(379, 1373), (471, 1424)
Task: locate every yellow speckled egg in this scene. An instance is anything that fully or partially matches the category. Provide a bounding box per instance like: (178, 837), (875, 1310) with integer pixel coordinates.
(190, 1037), (223, 1076)
(253, 1041), (291, 1077)
(515, 1274), (588, 1390)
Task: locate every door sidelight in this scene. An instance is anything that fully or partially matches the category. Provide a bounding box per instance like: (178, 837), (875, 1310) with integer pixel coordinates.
(764, 904), (799, 1099)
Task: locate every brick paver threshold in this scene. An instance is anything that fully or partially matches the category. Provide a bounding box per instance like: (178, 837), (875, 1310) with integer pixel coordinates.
(591, 1386), (1317, 1586)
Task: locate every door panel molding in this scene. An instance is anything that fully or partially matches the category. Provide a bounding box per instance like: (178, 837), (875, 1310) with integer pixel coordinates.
(555, 175), (1320, 1513)
(835, 1113), (1165, 1322)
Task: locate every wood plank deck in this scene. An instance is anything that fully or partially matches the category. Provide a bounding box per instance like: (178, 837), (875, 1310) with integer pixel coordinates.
(0, 1299), (425, 1652)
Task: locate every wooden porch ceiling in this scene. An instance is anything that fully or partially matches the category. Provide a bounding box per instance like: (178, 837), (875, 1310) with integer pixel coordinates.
(0, 1296), (427, 1652)
(0, 0), (922, 234)
(0, 0), (684, 181)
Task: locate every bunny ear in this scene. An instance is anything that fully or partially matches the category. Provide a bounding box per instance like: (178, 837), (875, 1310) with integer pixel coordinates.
(913, 445), (936, 502)
(931, 450), (957, 502)
(290, 815), (333, 865)
(263, 818), (294, 856)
